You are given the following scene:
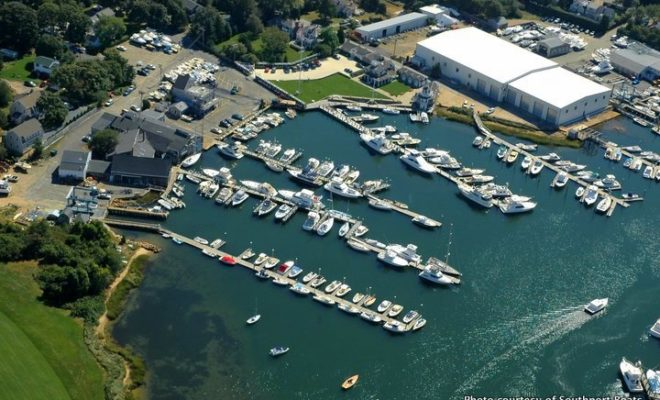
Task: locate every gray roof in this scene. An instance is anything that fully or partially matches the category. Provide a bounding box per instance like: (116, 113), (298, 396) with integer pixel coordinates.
(34, 56), (59, 68)
(15, 90), (40, 109)
(141, 109), (165, 121)
(10, 118), (43, 139)
(92, 112), (116, 132)
(356, 13), (428, 34)
(60, 161), (86, 172)
(539, 36), (568, 49)
(111, 154), (171, 178)
(611, 47), (660, 75)
(399, 66), (426, 80)
(170, 101), (188, 112)
(87, 159), (111, 175)
(173, 74), (194, 91)
(60, 150), (90, 165)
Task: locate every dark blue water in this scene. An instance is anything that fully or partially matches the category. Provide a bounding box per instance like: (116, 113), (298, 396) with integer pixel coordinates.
(113, 111), (660, 400)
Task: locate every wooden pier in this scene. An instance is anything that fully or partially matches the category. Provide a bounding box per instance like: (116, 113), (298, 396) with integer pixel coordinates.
(106, 206), (169, 220)
(472, 111), (629, 215)
(103, 218), (423, 332)
(582, 127), (658, 170)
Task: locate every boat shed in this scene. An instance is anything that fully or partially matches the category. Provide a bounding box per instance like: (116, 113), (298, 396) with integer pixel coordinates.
(610, 45), (660, 82)
(536, 36), (570, 58)
(355, 13), (428, 41)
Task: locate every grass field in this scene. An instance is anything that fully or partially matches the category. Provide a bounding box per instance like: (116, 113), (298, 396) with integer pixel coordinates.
(216, 34), (310, 62)
(272, 73), (388, 103)
(0, 262), (105, 400)
(0, 55), (37, 82)
(380, 80), (412, 96)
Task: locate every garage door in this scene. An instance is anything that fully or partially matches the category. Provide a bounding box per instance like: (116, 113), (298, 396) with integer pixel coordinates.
(476, 79), (486, 94)
(505, 89), (517, 105)
(533, 101), (545, 118)
(489, 85), (499, 99)
(546, 108), (558, 124)
(520, 96), (531, 113)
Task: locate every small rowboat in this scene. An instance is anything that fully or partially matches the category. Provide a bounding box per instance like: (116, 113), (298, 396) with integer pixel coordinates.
(342, 374), (359, 390)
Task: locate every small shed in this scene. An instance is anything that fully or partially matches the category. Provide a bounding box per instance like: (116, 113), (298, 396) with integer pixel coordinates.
(537, 36), (570, 58)
(168, 101), (188, 119)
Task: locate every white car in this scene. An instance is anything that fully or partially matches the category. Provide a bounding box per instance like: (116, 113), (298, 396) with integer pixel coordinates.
(130, 105), (141, 112)
(181, 115), (193, 122)
(116, 45), (127, 51)
(211, 127), (222, 134)
(485, 107), (496, 114)
(104, 99), (113, 107)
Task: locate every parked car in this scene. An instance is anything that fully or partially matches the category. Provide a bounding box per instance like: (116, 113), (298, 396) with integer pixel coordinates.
(211, 127), (222, 134)
(181, 115), (193, 122)
(24, 80), (36, 87)
(116, 45), (127, 51)
(232, 113), (244, 121)
(130, 104), (141, 112)
(123, 86), (135, 96)
(82, 135), (92, 143)
(104, 99), (113, 107)
(220, 120), (231, 128)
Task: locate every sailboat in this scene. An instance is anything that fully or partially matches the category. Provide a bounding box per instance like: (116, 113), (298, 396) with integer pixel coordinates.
(419, 224), (457, 285)
(246, 300), (260, 325)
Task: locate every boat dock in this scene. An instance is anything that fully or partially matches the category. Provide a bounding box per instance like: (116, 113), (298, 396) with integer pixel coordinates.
(365, 194), (442, 226)
(472, 111), (629, 216)
(582, 127), (659, 170)
(106, 206), (169, 220)
(102, 217), (422, 332)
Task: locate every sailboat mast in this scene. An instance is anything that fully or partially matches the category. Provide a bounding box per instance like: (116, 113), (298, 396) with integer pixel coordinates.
(444, 223), (453, 264)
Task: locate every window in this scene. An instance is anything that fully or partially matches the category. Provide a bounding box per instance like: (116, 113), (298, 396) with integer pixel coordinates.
(455, 68), (459, 72)
(594, 98), (597, 103)
(602, 95), (606, 99)
(443, 62), (447, 67)
(565, 109), (568, 114)
(574, 106), (577, 110)
(584, 102), (587, 106)
(468, 73), (471, 78)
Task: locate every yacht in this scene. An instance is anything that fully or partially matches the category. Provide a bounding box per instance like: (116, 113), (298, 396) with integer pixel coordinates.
(344, 169), (360, 184)
(359, 311), (382, 323)
(368, 198), (393, 211)
(647, 370), (660, 398)
(383, 320), (406, 334)
(633, 117), (649, 127)
(388, 304), (403, 317)
(215, 167), (234, 184)
(552, 172), (568, 188)
(428, 154), (461, 170)
(594, 174), (621, 190)
(280, 189), (325, 209)
(324, 178), (362, 198)
(360, 133), (395, 155)
(202, 168), (219, 178)
(584, 298), (608, 314)
(580, 185), (595, 205)
(576, 170), (599, 182)
(255, 199), (277, 216)
(181, 153), (201, 168)
(516, 143), (538, 152)
(338, 304), (360, 315)
(402, 310), (420, 324)
(288, 167), (321, 186)
(560, 163), (586, 173)
(619, 358), (644, 393)
(506, 149), (519, 164)
(596, 196), (612, 213)
(455, 168), (485, 177)
(463, 175), (494, 184)
(377, 300), (392, 313)
(265, 142), (282, 158)
(390, 132), (420, 146)
(388, 243), (422, 264)
(336, 284), (351, 297)
(377, 249), (409, 267)
(481, 183), (512, 198)
(302, 211), (320, 231)
(274, 204), (292, 220)
(317, 160), (335, 177)
(419, 264), (453, 285)
(472, 136), (484, 147)
(458, 184), (493, 208)
(530, 159), (544, 176)
(324, 280), (341, 294)
(346, 104), (362, 112)
(269, 346), (290, 357)
(316, 217), (335, 236)
(372, 125), (397, 134)
(650, 318), (660, 339)
(332, 164), (350, 179)
(194, 236), (209, 245)
(231, 190), (249, 206)
(354, 113), (379, 123)
(539, 152), (561, 162)
(338, 222), (350, 237)
(289, 282), (310, 295)
(313, 294), (335, 305)
(217, 142), (244, 159)
(382, 107), (400, 115)
(521, 156), (532, 170)
(498, 198), (537, 214)
(347, 239), (370, 252)
(279, 148), (296, 163)
(412, 215), (441, 229)
(400, 150), (436, 174)
(241, 181), (277, 197)
(255, 140), (271, 155)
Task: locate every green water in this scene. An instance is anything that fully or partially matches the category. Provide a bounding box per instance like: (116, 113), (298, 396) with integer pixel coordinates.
(113, 111), (660, 400)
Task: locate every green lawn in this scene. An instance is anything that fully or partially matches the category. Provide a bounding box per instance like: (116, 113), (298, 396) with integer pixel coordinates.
(0, 262), (105, 400)
(216, 33), (310, 62)
(284, 46), (312, 62)
(380, 80), (413, 96)
(0, 54), (37, 82)
(272, 73), (388, 103)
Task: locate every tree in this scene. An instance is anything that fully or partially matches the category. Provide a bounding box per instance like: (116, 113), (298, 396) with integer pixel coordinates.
(38, 2), (61, 31)
(314, 43), (332, 58)
(318, 0), (337, 24)
(30, 138), (44, 161)
(142, 99), (151, 110)
(37, 92), (68, 129)
(35, 34), (68, 60)
(96, 16), (127, 48)
(52, 62), (112, 104)
(89, 129), (118, 159)
(189, 6), (232, 49)
(65, 11), (92, 44)
(483, 1), (504, 19)
(0, 2), (39, 54)
(320, 28), (339, 51)
(246, 13), (264, 35)
(0, 109), (8, 131)
(229, 0), (259, 32)
(260, 27), (289, 62)
(337, 26), (345, 45)
(0, 80), (12, 108)
(102, 49), (135, 87)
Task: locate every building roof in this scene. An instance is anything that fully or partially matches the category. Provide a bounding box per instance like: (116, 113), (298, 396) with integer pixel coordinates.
(92, 112), (116, 132)
(170, 101), (188, 111)
(34, 56), (59, 68)
(416, 27), (557, 85)
(14, 90), (40, 109)
(356, 12), (428, 34)
(60, 150), (90, 165)
(419, 4), (447, 16)
(87, 159), (111, 175)
(141, 109), (165, 121)
(538, 36), (568, 49)
(10, 118), (43, 139)
(611, 47), (660, 76)
(111, 154), (171, 178)
(173, 74), (194, 91)
(508, 67), (610, 109)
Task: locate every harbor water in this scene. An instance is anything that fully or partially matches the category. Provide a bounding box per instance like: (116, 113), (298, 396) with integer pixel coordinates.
(112, 111), (660, 399)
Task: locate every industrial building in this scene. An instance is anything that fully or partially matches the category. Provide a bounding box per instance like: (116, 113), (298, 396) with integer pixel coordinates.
(413, 27), (611, 126)
(610, 44), (660, 82)
(355, 13), (428, 41)
(419, 4), (458, 27)
(536, 36), (570, 58)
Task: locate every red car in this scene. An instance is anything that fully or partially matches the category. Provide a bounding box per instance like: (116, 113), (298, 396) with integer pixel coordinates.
(220, 255), (236, 265)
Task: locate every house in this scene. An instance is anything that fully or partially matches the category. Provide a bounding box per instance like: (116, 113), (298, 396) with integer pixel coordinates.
(537, 36), (571, 58)
(487, 16), (508, 31)
(0, 48), (18, 60)
(361, 60), (396, 87)
(171, 74), (217, 117)
(90, 7), (115, 25)
(33, 56), (60, 77)
(280, 19), (309, 40)
(168, 101), (189, 119)
(610, 44), (660, 81)
(333, 0), (359, 17)
(9, 90), (41, 124)
(141, 109), (165, 121)
(399, 66), (428, 88)
(182, 0), (202, 15)
(340, 41), (374, 64)
(58, 150), (91, 180)
(3, 119), (44, 155)
(109, 154), (171, 188)
(569, 0), (615, 22)
(296, 24), (321, 50)
(419, 4), (459, 27)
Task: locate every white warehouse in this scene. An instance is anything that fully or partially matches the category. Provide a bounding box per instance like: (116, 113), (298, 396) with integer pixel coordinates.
(413, 27), (611, 126)
(356, 13), (428, 41)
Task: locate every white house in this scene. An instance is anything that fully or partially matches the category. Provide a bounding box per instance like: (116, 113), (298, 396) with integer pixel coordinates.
(419, 4), (459, 27)
(9, 90), (40, 124)
(4, 119), (44, 155)
(58, 150), (91, 180)
(33, 56), (60, 77)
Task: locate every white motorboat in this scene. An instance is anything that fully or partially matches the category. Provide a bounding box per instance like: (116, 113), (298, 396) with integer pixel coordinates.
(263, 257), (278, 269)
(506, 149), (519, 164)
(359, 312), (382, 323)
(646, 370), (660, 397)
(302, 211), (320, 231)
(633, 117), (649, 127)
(584, 298), (608, 314)
(324, 178), (362, 198)
(269, 346), (289, 357)
(215, 187), (233, 204)
(324, 280), (341, 294)
(302, 272), (317, 284)
(402, 310), (420, 324)
(553, 172), (568, 188)
(217, 142), (244, 159)
(336, 284), (351, 297)
(516, 143), (538, 152)
(255, 199), (277, 216)
(310, 275), (327, 288)
(455, 168), (485, 177)
(462, 174), (494, 184)
(354, 113), (379, 123)
(279, 148), (296, 163)
(650, 318), (660, 339)
(621, 193), (643, 202)
(360, 133), (395, 155)
(383, 321), (406, 334)
(255, 269), (270, 279)
(265, 142), (282, 158)
(181, 153), (201, 167)
(274, 204), (292, 220)
(331, 164), (350, 179)
(317, 160), (335, 177)
(285, 108), (296, 119)
(313, 294), (336, 306)
(575, 186), (585, 198)
(418, 265), (453, 285)
(365, 238), (386, 249)
(316, 217), (335, 236)
(377, 250), (409, 267)
(481, 183), (512, 198)
(596, 196), (612, 213)
(412, 318), (427, 331)
(241, 180), (277, 197)
(347, 239), (370, 252)
(202, 168), (219, 178)
(231, 190), (249, 206)
(619, 357), (644, 393)
(388, 243), (421, 264)
(344, 169), (360, 184)
(338, 303), (360, 315)
(254, 253), (268, 265)
(412, 215), (441, 229)
(521, 156), (531, 170)
(643, 166), (654, 179)
(354, 225), (369, 237)
(281, 189), (325, 209)
(458, 184), (493, 208)
(498, 198), (537, 214)
(388, 304), (403, 317)
(576, 170), (599, 182)
(338, 222), (350, 237)
(472, 136), (484, 147)
(194, 236), (209, 245)
(594, 174), (621, 190)
(352, 293), (365, 304)
(539, 152), (561, 162)
(530, 159), (544, 176)
(288, 167), (321, 186)
(400, 150), (436, 174)
(246, 314), (261, 325)
(377, 300), (392, 313)
(368, 198), (393, 211)
(346, 104), (362, 112)
(560, 163), (586, 172)
(382, 107), (400, 115)
(372, 125), (397, 134)
(289, 282), (311, 295)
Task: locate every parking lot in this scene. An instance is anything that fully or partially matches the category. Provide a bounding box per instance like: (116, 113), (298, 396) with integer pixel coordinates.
(254, 55), (358, 81)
